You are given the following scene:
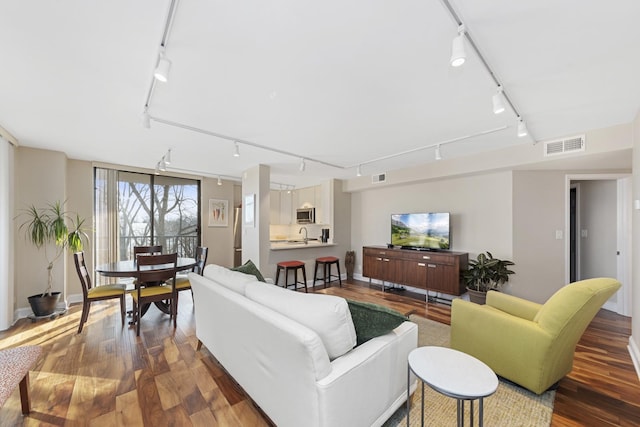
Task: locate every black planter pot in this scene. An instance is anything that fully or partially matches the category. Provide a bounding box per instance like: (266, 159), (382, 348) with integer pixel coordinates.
(28, 292), (61, 317)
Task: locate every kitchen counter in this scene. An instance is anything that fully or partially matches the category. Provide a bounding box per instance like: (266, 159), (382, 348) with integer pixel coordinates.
(270, 241), (336, 250)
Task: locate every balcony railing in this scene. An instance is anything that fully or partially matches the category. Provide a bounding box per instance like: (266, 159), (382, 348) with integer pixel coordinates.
(119, 235), (199, 260)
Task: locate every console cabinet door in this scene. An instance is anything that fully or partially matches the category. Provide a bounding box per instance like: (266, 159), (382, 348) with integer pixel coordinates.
(425, 263), (457, 294)
(402, 260), (427, 289)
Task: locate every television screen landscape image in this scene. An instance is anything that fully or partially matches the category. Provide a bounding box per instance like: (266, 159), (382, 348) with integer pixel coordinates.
(391, 212), (450, 250)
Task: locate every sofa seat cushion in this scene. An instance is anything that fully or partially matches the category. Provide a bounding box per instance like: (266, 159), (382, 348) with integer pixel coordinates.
(346, 300), (409, 346)
(245, 283), (357, 360)
(203, 264), (257, 295)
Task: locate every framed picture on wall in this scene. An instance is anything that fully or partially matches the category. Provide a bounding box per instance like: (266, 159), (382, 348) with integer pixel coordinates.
(244, 193), (255, 227)
(208, 199), (229, 227)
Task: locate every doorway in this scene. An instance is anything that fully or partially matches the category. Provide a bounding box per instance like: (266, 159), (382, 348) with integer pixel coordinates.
(566, 174), (631, 316)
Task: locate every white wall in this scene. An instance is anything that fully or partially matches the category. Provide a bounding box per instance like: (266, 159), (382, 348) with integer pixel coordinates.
(0, 139), (15, 329)
(579, 180), (617, 281)
(201, 176), (236, 267)
(631, 110), (640, 376)
(350, 170), (513, 280)
(241, 164), (271, 273)
(14, 147), (67, 313)
(511, 171), (568, 302)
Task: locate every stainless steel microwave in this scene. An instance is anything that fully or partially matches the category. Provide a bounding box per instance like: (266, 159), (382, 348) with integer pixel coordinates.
(296, 207), (315, 224)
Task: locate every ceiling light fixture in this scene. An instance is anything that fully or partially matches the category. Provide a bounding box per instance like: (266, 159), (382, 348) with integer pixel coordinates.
(356, 165), (362, 177)
(435, 145), (442, 161)
(217, 175), (222, 186)
(159, 157), (167, 172)
(154, 47), (172, 82)
(492, 86), (505, 114)
(441, 0), (535, 142)
(233, 142), (240, 157)
(299, 158), (306, 172)
(517, 117), (528, 137)
(142, 108), (151, 129)
(164, 148), (172, 164)
(450, 24), (466, 67)
(154, 162), (160, 175)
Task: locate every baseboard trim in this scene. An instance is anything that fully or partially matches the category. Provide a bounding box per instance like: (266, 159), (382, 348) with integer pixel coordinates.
(628, 336), (640, 381)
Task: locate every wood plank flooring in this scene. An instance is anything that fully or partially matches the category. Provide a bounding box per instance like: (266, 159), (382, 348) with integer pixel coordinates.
(0, 279), (638, 426)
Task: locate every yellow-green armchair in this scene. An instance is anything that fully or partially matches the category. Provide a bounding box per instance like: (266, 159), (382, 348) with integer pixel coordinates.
(450, 278), (621, 394)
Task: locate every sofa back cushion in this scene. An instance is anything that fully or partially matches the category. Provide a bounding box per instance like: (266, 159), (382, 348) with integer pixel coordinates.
(245, 283), (357, 360)
(203, 264), (257, 295)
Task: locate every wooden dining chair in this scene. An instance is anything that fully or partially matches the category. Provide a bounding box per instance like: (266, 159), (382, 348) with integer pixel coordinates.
(133, 245), (163, 257)
(74, 251), (127, 333)
(132, 252), (178, 336)
(174, 246), (208, 301)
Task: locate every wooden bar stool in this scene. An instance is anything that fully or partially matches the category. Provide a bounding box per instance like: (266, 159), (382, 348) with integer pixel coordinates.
(313, 256), (342, 288)
(275, 261), (308, 292)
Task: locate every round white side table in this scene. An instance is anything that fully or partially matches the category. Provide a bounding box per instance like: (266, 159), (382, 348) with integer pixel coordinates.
(407, 346), (498, 427)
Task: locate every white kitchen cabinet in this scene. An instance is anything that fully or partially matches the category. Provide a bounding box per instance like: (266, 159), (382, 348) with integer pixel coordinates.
(270, 190), (281, 224)
(296, 186), (315, 209)
(280, 190), (292, 224)
(270, 190), (293, 225)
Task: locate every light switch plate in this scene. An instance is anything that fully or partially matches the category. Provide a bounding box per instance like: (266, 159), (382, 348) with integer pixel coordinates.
(555, 230), (563, 239)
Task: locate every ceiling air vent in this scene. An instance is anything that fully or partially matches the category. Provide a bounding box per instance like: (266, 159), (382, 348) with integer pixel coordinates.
(544, 135), (585, 157)
(372, 173), (386, 184)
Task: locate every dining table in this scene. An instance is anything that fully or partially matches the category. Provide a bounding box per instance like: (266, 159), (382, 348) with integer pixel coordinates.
(96, 257), (198, 316)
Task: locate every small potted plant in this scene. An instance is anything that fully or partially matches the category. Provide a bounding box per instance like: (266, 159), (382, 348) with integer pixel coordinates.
(462, 251), (515, 304)
(18, 201), (88, 316)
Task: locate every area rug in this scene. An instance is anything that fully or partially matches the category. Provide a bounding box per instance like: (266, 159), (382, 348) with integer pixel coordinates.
(383, 315), (555, 427)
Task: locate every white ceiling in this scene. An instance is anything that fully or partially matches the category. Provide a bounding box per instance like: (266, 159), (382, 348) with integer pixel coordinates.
(1, 1), (639, 188)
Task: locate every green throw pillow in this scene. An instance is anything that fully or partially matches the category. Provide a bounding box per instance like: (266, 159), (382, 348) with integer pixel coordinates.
(231, 259), (266, 282)
(346, 299), (408, 346)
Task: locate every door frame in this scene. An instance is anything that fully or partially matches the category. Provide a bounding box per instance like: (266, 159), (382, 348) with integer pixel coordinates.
(565, 173), (632, 316)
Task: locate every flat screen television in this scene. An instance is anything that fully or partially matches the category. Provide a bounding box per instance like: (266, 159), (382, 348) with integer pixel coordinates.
(391, 212), (450, 250)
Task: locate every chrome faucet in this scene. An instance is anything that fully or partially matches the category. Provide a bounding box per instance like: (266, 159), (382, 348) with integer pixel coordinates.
(299, 226), (308, 244)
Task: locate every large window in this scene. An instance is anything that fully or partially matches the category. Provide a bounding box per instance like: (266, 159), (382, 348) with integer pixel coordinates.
(94, 168), (200, 267)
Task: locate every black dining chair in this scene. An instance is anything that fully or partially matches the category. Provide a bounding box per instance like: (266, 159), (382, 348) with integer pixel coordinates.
(74, 251), (127, 333)
(132, 252), (177, 336)
(174, 246), (208, 302)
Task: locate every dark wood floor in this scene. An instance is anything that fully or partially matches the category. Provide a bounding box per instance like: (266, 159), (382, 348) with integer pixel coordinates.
(0, 279), (638, 426)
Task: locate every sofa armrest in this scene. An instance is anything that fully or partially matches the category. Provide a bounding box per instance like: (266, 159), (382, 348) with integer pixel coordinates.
(316, 321), (418, 427)
(486, 290), (542, 321)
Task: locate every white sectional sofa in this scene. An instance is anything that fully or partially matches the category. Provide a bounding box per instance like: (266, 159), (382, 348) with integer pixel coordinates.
(189, 264), (418, 427)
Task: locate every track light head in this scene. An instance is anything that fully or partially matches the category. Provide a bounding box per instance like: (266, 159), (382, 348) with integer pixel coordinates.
(435, 145), (442, 161)
(217, 176), (222, 186)
(492, 86), (506, 114)
(450, 25), (466, 67)
(154, 162), (161, 175)
(356, 165), (362, 177)
(517, 117), (528, 137)
(165, 148), (172, 165)
(154, 49), (171, 82)
(299, 158), (306, 172)
(159, 157), (167, 171)
(233, 142), (240, 157)
(142, 109), (151, 129)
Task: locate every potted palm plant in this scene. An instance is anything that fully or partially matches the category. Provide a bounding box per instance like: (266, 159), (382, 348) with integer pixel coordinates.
(462, 251), (515, 304)
(19, 201), (88, 316)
